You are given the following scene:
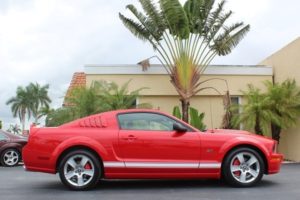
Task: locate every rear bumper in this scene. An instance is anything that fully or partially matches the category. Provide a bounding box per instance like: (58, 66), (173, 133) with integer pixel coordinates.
(268, 153), (283, 174)
(22, 145), (56, 174)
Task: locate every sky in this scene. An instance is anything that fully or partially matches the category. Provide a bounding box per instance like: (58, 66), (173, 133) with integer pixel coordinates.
(0, 0), (299, 129)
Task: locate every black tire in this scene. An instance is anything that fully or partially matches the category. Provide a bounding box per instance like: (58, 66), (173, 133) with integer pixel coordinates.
(222, 147), (265, 187)
(58, 150), (102, 190)
(0, 148), (20, 167)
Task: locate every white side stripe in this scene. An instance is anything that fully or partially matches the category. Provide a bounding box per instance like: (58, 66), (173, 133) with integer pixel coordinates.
(103, 162), (221, 169)
(103, 162), (125, 168)
(126, 162), (199, 168)
(199, 163), (221, 169)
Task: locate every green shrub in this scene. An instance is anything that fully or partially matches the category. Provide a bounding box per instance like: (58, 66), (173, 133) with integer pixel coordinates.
(172, 106), (206, 131)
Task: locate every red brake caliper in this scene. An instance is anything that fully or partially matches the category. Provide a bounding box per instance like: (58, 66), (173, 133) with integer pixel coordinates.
(84, 162), (92, 170)
(233, 159), (241, 176)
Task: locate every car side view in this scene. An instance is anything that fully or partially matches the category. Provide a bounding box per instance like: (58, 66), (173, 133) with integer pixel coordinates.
(22, 109), (283, 190)
(0, 130), (27, 167)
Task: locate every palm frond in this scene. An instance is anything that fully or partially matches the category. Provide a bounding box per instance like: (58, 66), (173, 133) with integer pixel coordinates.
(183, 0), (204, 33)
(213, 24), (250, 55)
(197, 0), (215, 34)
(207, 10), (232, 41)
(205, 0), (226, 39)
(159, 0), (190, 38)
(139, 0), (166, 32)
(119, 13), (152, 43)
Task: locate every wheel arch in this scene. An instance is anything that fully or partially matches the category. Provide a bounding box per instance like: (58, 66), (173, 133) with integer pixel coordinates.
(1, 143), (23, 154)
(1, 147), (22, 157)
(221, 144), (269, 175)
(51, 136), (108, 175)
(55, 145), (104, 176)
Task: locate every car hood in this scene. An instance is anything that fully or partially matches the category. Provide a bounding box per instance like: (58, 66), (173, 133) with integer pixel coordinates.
(9, 134), (28, 142)
(14, 138), (28, 142)
(205, 129), (274, 141)
(206, 129), (252, 135)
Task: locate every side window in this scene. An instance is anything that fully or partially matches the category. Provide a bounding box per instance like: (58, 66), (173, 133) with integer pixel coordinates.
(118, 113), (188, 131)
(0, 133), (8, 141)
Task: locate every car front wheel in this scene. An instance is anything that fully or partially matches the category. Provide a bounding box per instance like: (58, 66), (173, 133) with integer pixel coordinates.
(58, 150), (102, 190)
(0, 148), (20, 167)
(222, 147), (265, 187)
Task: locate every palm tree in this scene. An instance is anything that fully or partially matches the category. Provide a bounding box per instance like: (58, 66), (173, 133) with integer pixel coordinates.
(265, 80), (300, 142)
(7, 124), (21, 135)
(28, 83), (51, 123)
(94, 80), (151, 111)
(231, 80), (300, 141)
(35, 106), (53, 125)
(66, 84), (102, 118)
(6, 86), (33, 132)
(221, 90), (233, 129)
(231, 85), (278, 135)
(45, 107), (75, 127)
(61, 80), (151, 125)
(7, 83), (51, 131)
(119, 0), (250, 122)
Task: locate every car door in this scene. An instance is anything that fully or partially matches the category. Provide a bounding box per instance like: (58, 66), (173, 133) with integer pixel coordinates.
(118, 112), (201, 171)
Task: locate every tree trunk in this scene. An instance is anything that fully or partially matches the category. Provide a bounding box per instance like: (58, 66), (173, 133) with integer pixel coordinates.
(21, 109), (26, 133)
(255, 115), (263, 135)
(271, 123), (281, 143)
(181, 99), (190, 123)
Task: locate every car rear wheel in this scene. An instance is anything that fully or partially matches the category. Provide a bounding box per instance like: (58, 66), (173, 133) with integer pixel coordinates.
(58, 150), (101, 190)
(0, 148), (20, 167)
(222, 147), (265, 187)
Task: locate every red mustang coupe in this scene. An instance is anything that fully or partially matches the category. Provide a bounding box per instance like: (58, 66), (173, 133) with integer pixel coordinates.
(23, 109), (283, 190)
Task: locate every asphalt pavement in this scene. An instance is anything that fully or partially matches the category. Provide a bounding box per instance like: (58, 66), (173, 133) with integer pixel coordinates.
(0, 163), (299, 200)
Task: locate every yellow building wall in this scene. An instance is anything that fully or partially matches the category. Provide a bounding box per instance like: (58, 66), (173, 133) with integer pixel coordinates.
(278, 127), (300, 161)
(260, 37), (300, 161)
(86, 73), (272, 130)
(86, 74), (271, 96)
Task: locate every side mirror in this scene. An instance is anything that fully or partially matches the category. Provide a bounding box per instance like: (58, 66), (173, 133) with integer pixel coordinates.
(173, 123), (188, 132)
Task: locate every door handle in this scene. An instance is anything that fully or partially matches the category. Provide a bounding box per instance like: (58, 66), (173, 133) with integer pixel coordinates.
(127, 135), (137, 140)
(122, 135), (137, 141)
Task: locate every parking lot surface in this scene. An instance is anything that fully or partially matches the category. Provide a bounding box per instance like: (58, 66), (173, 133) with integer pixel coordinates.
(0, 163), (299, 200)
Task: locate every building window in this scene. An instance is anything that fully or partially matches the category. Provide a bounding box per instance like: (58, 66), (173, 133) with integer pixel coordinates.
(132, 98), (137, 108)
(230, 96), (241, 106)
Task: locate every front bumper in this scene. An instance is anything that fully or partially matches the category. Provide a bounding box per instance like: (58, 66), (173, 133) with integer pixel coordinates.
(268, 153), (283, 174)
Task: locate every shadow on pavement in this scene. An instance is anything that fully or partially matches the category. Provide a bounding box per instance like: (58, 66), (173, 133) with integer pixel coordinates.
(35, 178), (279, 191)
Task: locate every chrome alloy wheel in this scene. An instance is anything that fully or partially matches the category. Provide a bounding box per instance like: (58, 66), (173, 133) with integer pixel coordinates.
(3, 150), (19, 166)
(63, 154), (95, 187)
(230, 152), (260, 184)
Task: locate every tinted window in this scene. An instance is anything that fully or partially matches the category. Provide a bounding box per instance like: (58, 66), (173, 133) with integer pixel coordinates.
(118, 112), (190, 131)
(0, 133), (8, 140)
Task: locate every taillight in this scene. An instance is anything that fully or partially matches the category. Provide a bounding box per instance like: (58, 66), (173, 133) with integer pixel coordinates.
(29, 123), (38, 135)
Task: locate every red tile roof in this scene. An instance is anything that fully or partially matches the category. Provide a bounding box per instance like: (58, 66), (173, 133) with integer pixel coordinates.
(63, 72), (86, 106)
